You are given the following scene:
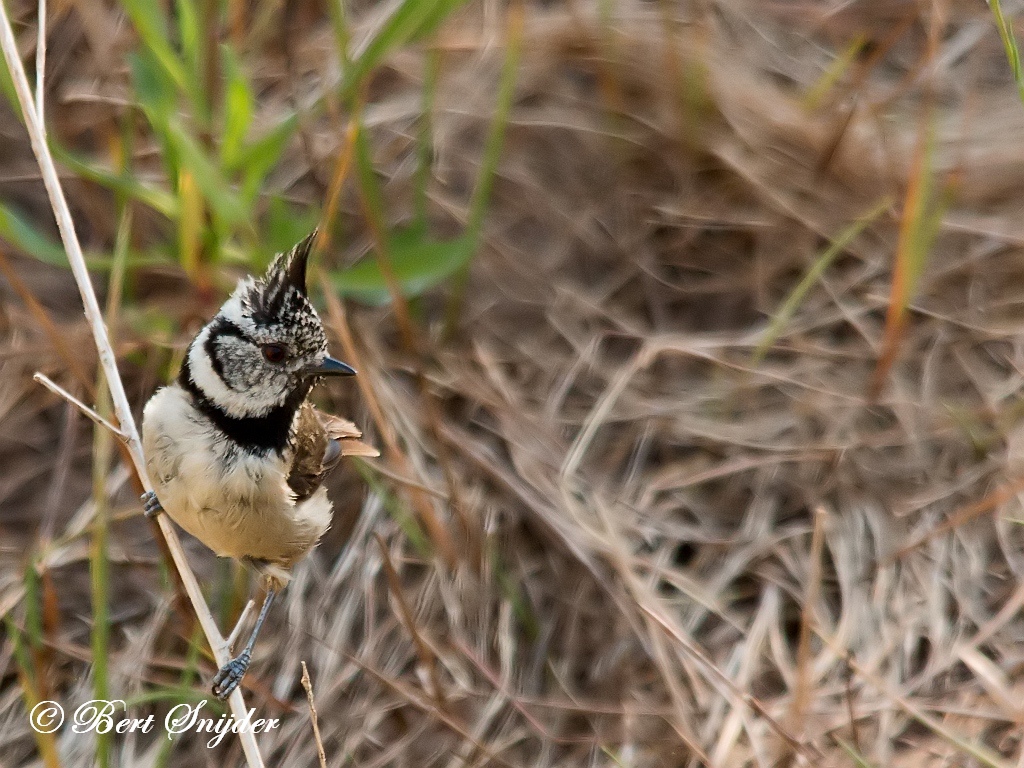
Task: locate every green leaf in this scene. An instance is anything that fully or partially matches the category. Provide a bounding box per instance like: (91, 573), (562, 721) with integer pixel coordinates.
(55, 147), (178, 219)
(0, 203), (68, 267)
(332, 227), (473, 304)
(340, 0), (469, 100)
(164, 116), (248, 225)
(220, 47), (254, 169)
(175, 0), (201, 81)
(237, 114), (299, 205)
(121, 0), (188, 92)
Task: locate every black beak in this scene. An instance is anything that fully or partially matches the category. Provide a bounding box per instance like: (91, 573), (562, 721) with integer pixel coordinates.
(304, 356), (357, 377)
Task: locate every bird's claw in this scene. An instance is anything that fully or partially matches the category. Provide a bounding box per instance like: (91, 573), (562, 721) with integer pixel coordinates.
(211, 650), (251, 700)
(141, 491), (163, 518)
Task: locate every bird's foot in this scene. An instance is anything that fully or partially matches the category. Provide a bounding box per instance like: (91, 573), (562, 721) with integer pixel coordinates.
(141, 491), (163, 518)
(211, 650), (251, 700)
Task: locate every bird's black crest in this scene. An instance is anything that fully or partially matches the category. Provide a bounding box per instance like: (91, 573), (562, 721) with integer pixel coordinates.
(287, 230), (316, 296)
(247, 230), (318, 326)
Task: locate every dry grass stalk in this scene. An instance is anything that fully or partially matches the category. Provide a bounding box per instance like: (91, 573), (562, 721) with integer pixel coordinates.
(300, 661), (328, 768)
(374, 533), (446, 706)
(0, 4), (265, 765)
(784, 506), (826, 757)
(32, 373), (125, 440)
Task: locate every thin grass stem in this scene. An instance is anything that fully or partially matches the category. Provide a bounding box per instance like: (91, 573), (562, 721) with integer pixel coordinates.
(34, 0), (44, 122)
(32, 374), (127, 439)
(0, 4), (264, 764)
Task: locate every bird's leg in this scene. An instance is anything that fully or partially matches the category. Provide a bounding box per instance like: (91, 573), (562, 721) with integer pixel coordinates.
(141, 491), (163, 518)
(211, 586), (276, 700)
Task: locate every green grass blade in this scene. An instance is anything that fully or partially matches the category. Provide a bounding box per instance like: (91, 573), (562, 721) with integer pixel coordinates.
(130, 49), (180, 182)
(833, 738), (878, 768)
(23, 561), (42, 654)
(444, 3), (523, 332)
(339, 0), (468, 100)
(990, 0), (1024, 107)
(415, 44), (441, 227)
(178, 169), (204, 276)
(0, 201), (156, 270)
(753, 196), (891, 364)
(130, 48), (177, 123)
(55, 148), (178, 218)
(175, 0), (201, 89)
(165, 116), (248, 225)
(262, 196), (321, 261)
(352, 116), (389, 228)
(5, 615), (61, 768)
(89, 422), (111, 768)
(802, 33), (866, 111)
(0, 41), (19, 112)
(237, 114), (299, 204)
(89, 215), (131, 768)
(465, 4), (522, 242)
(0, 202), (70, 266)
(220, 46), (254, 169)
(328, 0), (352, 67)
(121, 0), (189, 92)
(357, 463), (432, 558)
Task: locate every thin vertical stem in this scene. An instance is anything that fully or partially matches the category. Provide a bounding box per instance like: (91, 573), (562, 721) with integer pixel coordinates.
(0, 4), (264, 764)
(34, 0), (44, 122)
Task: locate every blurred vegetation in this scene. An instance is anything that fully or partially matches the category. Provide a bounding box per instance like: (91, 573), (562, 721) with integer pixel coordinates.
(1, 2), (522, 766)
(8, 1), (1024, 766)
(1, 0), (518, 305)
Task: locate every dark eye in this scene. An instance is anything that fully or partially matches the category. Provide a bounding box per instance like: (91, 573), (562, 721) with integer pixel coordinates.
(261, 344), (287, 364)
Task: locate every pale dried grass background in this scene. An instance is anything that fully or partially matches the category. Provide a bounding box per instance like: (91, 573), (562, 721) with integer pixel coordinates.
(4, 0), (1024, 766)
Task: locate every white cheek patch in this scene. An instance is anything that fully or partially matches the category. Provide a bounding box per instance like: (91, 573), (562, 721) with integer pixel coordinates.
(188, 326), (253, 417)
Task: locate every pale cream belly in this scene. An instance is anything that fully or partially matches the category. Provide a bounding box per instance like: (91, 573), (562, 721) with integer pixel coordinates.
(142, 386), (333, 569)
(159, 478), (332, 567)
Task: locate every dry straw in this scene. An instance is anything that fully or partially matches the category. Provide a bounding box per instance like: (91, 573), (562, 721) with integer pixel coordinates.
(0, 3), (266, 765)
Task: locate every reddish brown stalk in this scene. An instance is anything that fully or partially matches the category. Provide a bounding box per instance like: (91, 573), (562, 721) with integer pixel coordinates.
(869, 3), (945, 400)
(315, 118), (358, 256)
(888, 475), (1024, 564)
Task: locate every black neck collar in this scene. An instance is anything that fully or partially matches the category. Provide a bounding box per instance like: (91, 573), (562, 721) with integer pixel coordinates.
(177, 356), (308, 454)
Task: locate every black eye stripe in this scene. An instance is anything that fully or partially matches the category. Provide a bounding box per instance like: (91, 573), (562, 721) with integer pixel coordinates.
(210, 318), (254, 344)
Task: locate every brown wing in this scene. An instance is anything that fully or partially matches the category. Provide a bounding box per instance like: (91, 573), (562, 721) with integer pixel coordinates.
(287, 403), (379, 501)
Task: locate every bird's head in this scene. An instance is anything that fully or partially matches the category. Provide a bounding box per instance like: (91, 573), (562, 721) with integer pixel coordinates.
(181, 231), (355, 419)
